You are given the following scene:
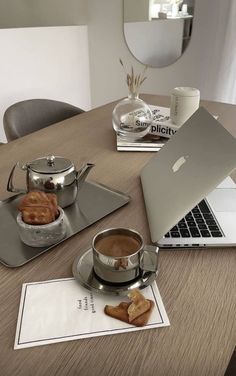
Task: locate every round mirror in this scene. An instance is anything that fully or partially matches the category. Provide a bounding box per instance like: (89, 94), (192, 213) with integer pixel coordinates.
(123, 0), (195, 67)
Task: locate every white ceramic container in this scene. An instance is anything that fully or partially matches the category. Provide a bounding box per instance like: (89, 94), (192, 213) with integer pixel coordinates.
(17, 207), (66, 247)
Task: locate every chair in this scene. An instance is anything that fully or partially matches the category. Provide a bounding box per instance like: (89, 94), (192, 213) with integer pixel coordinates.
(3, 99), (85, 141)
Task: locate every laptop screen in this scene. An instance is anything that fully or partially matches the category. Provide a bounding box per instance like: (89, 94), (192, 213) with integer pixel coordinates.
(140, 107), (236, 243)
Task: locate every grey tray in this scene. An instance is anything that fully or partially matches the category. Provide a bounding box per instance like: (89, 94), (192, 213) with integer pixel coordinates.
(0, 181), (130, 268)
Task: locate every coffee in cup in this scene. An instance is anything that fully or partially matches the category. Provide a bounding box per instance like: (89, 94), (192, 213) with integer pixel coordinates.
(95, 233), (141, 257)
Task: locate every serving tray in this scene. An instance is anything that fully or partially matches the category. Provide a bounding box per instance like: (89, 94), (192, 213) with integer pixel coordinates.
(0, 181), (130, 268)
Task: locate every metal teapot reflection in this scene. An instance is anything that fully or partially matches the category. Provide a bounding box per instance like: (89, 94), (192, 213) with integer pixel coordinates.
(7, 155), (94, 208)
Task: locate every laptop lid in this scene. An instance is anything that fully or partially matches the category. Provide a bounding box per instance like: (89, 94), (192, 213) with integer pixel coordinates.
(140, 107), (236, 243)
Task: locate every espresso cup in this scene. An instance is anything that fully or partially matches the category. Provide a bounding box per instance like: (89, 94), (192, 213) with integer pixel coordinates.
(92, 228), (159, 284)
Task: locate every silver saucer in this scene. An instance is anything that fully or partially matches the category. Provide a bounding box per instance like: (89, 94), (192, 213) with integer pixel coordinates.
(72, 248), (157, 296)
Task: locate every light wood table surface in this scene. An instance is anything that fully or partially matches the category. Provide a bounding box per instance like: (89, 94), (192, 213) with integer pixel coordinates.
(0, 95), (235, 376)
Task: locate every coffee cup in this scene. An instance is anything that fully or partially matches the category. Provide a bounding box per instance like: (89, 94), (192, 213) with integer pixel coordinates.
(92, 228), (159, 284)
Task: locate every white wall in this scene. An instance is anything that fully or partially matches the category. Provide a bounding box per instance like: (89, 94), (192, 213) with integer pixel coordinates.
(0, 0), (88, 28)
(87, 0), (236, 108)
(124, 0), (150, 22)
(0, 26), (91, 142)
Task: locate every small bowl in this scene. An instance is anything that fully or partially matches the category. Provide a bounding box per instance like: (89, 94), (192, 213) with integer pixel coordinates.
(17, 207), (66, 247)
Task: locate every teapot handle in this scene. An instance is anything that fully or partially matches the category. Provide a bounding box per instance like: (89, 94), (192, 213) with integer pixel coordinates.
(7, 162), (27, 193)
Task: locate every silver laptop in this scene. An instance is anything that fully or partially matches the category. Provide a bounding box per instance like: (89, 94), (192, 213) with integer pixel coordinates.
(141, 107), (236, 248)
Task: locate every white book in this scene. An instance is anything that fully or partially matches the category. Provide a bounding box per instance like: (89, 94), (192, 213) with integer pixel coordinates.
(116, 105), (218, 151)
(117, 135), (167, 152)
(149, 105), (218, 137)
(117, 105), (177, 151)
(149, 105), (180, 138)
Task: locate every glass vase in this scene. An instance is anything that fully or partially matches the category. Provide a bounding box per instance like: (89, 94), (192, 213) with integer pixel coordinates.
(112, 93), (152, 141)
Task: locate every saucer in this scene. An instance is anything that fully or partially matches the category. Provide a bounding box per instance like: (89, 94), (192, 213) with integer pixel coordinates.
(72, 248), (157, 296)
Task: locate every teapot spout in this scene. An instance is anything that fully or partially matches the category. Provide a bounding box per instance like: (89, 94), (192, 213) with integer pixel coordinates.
(76, 163), (94, 188)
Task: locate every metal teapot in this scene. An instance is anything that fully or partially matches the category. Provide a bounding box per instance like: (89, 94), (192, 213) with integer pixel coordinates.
(7, 155), (94, 208)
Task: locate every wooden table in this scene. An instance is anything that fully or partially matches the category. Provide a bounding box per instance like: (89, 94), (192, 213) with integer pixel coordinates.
(0, 95), (235, 376)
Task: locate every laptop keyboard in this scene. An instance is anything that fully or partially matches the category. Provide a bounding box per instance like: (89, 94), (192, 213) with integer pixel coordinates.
(165, 199), (224, 239)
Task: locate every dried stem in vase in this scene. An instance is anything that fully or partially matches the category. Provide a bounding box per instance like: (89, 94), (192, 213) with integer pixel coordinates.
(119, 59), (148, 96)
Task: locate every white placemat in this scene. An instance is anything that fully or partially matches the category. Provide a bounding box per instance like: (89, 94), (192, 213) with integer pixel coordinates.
(14, 278), (170, 349)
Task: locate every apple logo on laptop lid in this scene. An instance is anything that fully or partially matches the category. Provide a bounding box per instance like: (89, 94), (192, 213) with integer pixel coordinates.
(172, 155), (189, 173)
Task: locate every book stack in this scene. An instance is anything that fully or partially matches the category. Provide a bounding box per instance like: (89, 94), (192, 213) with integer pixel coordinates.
(117, 105), (180, 151)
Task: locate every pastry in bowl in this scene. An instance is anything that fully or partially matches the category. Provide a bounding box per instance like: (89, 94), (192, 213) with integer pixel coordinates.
(17, 191), (66, 247)
(18, 191), (59, 224)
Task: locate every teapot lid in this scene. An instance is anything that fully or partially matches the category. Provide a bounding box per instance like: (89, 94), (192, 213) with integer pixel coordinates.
(29, 155), (73, 174)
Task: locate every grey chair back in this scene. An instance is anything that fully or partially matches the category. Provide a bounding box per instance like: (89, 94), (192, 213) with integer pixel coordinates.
(3, 99), (84, 141)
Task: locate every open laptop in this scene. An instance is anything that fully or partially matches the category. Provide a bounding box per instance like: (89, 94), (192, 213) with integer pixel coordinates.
(140, 107), (236, 248)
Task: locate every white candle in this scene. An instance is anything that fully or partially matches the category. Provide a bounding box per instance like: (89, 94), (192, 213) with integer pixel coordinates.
(170, 87), (200, 126)
(182, 4), (188, 15)
(172, 4), (179, 17)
